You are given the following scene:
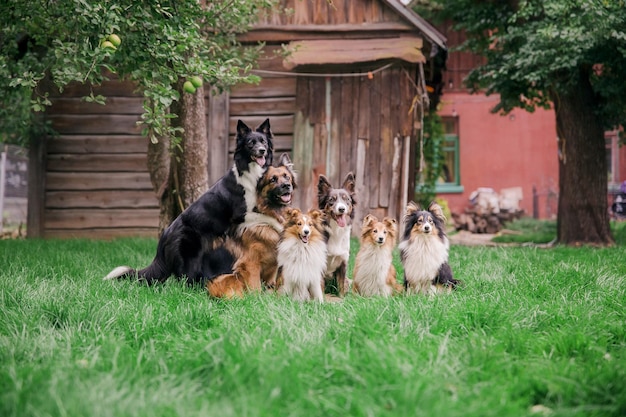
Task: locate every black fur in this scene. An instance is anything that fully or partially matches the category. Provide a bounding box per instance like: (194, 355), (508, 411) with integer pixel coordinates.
(105, 119), (274, 285)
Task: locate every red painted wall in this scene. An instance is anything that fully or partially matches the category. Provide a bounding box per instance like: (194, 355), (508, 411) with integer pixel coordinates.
(437, 92), (560, 219)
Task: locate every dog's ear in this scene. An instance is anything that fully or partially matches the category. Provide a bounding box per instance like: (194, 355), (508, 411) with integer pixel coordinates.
(428, 201), (446, 223)
(317, 175), (331, 207)
(342, 172), (356, 195)
(308, 209), (322, 221)
(383, 217), (397, 232)
(362, 214), (376, 227)
(237, 120), (251, 136)
(256, 118), (272, 137)
(277, 153), (292, 168)
(276, 153), (297, 189)
(284, 207), (298, 219)
(406, 201), (420, 216)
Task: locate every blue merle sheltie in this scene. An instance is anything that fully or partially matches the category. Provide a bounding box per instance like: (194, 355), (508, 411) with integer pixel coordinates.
(399, 201), (461, 294)
(104, 119), (274, 285)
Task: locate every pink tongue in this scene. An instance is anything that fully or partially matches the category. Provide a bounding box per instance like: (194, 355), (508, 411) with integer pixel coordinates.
(336, 215), (346, 227)
(256, 156), (266, 167)
(301, 235), (309, 243)
(281, 194), (291, 203)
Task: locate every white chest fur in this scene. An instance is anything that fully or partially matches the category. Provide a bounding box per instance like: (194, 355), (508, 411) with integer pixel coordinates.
(399, 234), (448, 286)
(325, 220), (351, 274)
(354, 245), (394, 296)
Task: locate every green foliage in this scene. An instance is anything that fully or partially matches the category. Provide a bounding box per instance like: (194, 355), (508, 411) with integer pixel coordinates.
(0, 0), (275, 145)
(1, 238), (625, 416)
(426, 0), (626, 130)
(415, 111), (445, 207)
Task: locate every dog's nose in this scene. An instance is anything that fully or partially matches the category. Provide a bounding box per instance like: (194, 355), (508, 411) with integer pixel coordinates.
(303, 228), (310, 235)
(377, 237), (384, 243)
(338, 207), (346, 214)
(258, 148), (266, 155)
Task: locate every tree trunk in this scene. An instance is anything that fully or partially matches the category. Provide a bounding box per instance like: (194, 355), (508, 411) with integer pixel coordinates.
(177, 83), (208, 207)
(147, 132), (175, 237)
(147, 81), (209, 235)
(552, 68), (614, 246)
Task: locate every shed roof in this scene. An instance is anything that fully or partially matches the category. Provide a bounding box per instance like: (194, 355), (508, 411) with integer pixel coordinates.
(283, 36), (425, 70)
(383, 0), (447, 50)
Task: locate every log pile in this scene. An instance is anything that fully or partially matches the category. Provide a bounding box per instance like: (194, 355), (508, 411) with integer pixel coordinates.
(451, 187), (524, 234)
(452, 208), (524, 234)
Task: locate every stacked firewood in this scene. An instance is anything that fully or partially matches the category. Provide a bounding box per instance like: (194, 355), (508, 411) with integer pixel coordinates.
(451, 207), (524, 234)
(451, 187), (524, 234)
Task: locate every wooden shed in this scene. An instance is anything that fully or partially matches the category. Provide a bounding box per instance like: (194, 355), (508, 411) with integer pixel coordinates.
(28, 0), (447, 238)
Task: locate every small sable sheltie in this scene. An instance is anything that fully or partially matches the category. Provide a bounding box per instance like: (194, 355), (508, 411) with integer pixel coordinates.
(399, 201), (461, 294)
(277, 208), (327, 302)
(353, 214), (402, 297)
(206, 153), (296, 298)
(317, 173), (356, 296)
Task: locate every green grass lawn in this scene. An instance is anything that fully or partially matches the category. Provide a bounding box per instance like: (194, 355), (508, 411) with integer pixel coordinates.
(1, 236), (625, 417)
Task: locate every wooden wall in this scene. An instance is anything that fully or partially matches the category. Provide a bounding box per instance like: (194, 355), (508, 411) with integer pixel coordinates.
(30, 0), (434, 238)
(290, 66), (417, 225)
(256, 0), (406, 26)
(31, 79), (160, 238)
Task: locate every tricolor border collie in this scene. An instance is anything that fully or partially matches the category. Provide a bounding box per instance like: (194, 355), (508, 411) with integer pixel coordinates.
(105, 119), (273, 285)
(317, 172), (356, 296)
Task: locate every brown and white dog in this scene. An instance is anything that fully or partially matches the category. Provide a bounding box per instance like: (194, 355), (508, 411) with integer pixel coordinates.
(353, 214), (402, 297)
(207, 153), (296, 298)
(276, 208), (327, 302)
(317, 173), (356, 296)
(399, 201), (461, 295)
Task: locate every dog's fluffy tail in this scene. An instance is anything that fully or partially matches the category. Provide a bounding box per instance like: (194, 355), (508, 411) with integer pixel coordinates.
(103, 265), (135, 280)
(103, 258), (169, 284)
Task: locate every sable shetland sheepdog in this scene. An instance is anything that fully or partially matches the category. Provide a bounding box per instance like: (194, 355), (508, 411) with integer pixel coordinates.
(317, 173), (356, 296)
(207, 154), (296, 298)
(399, 201), (461, 294)
(104, 119), (273, 285)
(352, 215), (402, 297)
(277, 208), (327, 302)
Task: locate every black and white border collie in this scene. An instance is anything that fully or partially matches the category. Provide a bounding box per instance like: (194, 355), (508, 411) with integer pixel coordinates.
(105, 119), (274, 285)
(399, 201), (461, 294)
(317, 172), (356, 296)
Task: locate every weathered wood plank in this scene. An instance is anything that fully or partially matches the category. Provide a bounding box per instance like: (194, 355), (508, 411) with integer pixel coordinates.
(47, 135), (147, 154)
(48, 97), (144, 115)
(48, 115), (142, 135)
(47, 153), (148, 172)
(45, 208), (159, 229)
(46, 190), (158, 209)
(27, 133), (46, 237)
(228, 135), (292, 153)
(45, 227), (158, 239)
(292, 111), (315, 211)
(230, 77), (296, 98)
(327, 77), (343, 181)
(207, 92), (230, 186)
(356, 74), (372, 222)
(339, 76), (356, 185)
(368, 70), (382, 210)
(46, 172), (153, 191)
(228, 115), (293, 136)
(229, 97), (295, 116)
(283, 37), (424, 70)
(48, 79), (141, 98)
(377, 68), (393, 208)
